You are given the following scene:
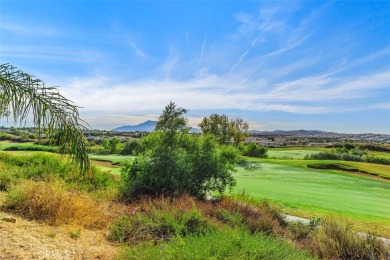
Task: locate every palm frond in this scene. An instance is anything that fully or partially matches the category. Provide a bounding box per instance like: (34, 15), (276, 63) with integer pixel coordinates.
(0, 63), (90, 172)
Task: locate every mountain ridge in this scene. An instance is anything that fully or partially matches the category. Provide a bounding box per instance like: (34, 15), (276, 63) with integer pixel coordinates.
(112, 120), (202, 133)
(112, 121), (332, 135)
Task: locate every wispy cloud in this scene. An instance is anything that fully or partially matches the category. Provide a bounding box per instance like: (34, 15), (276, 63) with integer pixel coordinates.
(198, 34), (208, 68)
(163, 47), (181, 75)
(126, 37), (146, 58)
(0, 19), (59, 37)
(1, 45), (104, 63)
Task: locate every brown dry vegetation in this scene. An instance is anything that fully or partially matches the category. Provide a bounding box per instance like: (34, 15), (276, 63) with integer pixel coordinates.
(0, 181), (389, 259)
(2, 180), (118, 228)
(0, 180), (124, 260)
(0, 211), (119, 259)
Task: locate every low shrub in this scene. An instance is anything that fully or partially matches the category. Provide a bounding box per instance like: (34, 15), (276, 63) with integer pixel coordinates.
(3, 180), (111, 228)
(305, 151), (390, 166)
(108, 196), (213, 245)
(119, 227), (313, 260)
(120, 140), (141, 155)
(310, 217), (389, 259)
(0, 164), (22, 191)
(241, 143), (268, 158)
(219, 195), (285, 235)
(288, 222), (316, 240)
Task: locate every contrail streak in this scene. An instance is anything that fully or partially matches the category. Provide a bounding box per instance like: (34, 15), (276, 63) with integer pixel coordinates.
(198, 34), (208, 67)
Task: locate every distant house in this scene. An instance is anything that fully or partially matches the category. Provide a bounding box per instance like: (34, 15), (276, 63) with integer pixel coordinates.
(245, 137), (279, 147)
(308, 142), (331, 147)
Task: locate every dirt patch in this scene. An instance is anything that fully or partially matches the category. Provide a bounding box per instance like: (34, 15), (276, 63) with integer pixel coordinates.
(0, 211), (119, 260)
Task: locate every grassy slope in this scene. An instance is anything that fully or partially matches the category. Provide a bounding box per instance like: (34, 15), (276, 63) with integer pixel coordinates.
(371, 151), (390, 159)
(0, 141), (46, 149)
(4, 147), (389, 237)
(233, 158), (390, 236)
(89, 154), (135, 175)
(267, 147), (324, 159)
(94, 165), (122, 175)
(89, 154), (135, 164)
(87, 150), (390, 236)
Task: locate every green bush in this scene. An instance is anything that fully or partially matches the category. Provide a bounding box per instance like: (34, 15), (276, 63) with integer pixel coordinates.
(120, 140), (141, 155)
(121, 103), (238, 200)
(241, 143), (268, 158)
(100, 137), (122, 154)
(121, 133), (238, 199)
(108, 203), (212, 244)
(0, 168), (21, 191)
(305, 152), (390, 166)
(119, 227), (312, 260)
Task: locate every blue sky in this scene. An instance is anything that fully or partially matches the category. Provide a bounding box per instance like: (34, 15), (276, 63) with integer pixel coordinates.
(0, 1), (389, 133)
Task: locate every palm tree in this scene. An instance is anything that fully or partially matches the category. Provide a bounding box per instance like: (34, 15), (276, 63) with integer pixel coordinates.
(0, 63), (90, 172)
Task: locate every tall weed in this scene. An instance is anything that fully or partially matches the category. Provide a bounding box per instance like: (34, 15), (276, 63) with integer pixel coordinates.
(108, 196), (212, 244)
(310, 217), (389, 259)
(3, 180), (112, 228)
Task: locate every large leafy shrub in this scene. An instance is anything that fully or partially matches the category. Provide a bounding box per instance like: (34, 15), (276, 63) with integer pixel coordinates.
(121, 102), (238, 199)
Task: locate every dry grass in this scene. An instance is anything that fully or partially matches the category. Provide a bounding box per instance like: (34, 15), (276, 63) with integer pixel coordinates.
(108, 194), (288, 247)
(217, 196), (286, 235)
(309, 217), (389, 259)
(3, 180), (115, 228)
(0, 211), (119, 260)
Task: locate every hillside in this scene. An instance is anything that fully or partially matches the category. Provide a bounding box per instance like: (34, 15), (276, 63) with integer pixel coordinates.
(112, 120), (156, 132)
(112, 120), (202, 133)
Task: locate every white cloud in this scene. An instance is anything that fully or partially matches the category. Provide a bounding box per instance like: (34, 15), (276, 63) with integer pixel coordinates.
(0, 19), (59, 37)
(61, 67), (390, 124)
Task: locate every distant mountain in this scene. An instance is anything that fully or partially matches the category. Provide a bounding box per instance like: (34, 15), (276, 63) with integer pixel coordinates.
(113, 121), (332, 135)
(189, 127), (202, 134)
(112, 120), (157, 132)
(112, 120), (202, 133)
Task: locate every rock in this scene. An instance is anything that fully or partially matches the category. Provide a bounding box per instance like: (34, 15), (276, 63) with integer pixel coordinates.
(1, 217), (17, 223)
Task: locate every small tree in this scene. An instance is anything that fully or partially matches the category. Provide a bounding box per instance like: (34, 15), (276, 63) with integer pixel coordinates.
(199, 114), (232, 145)
(155, 101), (189, 134)
(230, 117), (249, 147)
(100, 137), (122, 154)
(121, 102), (238, 199)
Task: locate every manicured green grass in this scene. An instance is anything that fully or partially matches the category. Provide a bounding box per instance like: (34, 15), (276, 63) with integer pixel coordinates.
(371, 150), (390, 159)
(267, 147), (324, 159)
(306, 160), (390, 179)
(233, 159), (390, 236)
(0, 141), (57, 152)
(89, 154), (135, 165)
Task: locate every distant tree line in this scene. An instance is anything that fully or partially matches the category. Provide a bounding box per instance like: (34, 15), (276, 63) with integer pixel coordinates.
(305, 144), (390, 166)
